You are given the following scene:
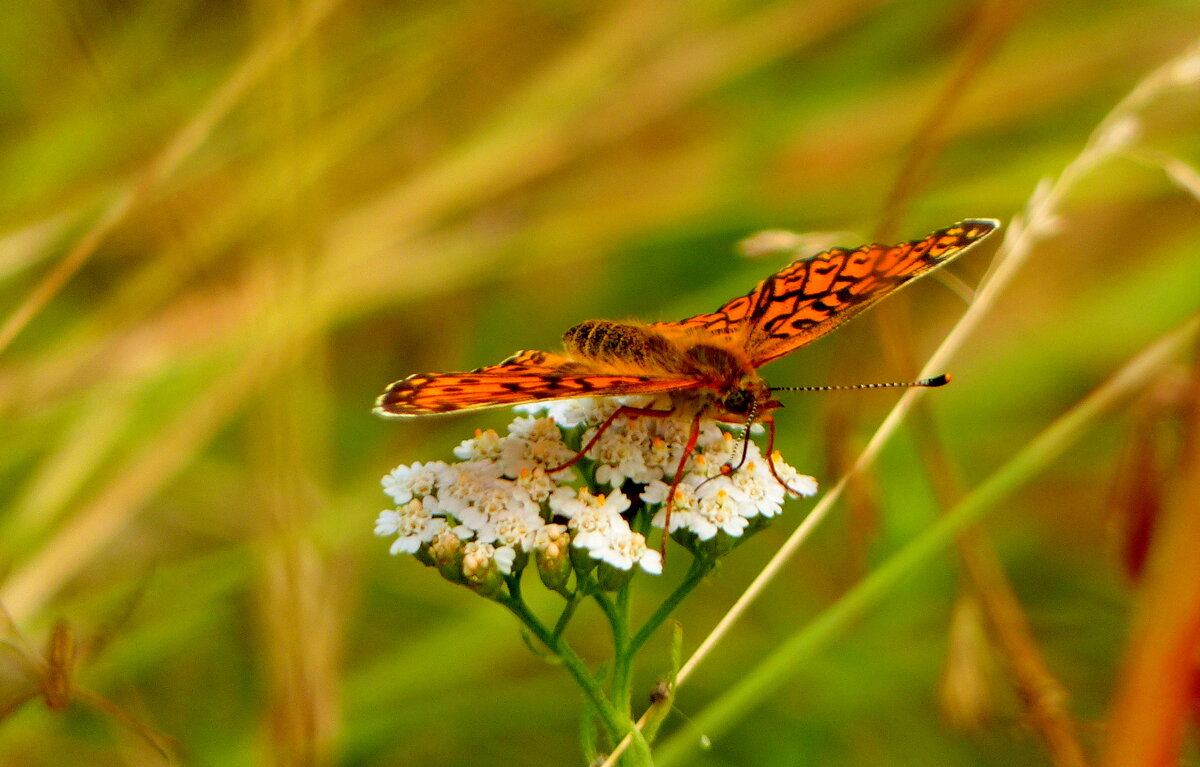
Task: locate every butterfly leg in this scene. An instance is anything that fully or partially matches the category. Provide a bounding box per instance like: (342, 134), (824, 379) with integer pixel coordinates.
(658, 413), (702, 557)
(546, 404), (676, 474)
(762, 419), (809, 496)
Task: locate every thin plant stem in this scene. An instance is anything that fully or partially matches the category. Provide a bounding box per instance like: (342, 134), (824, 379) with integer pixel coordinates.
(552, 590), (585, 643)
(592, 590), (620, 631)
(506, 572), (659, 765)
(629, 558), (713, 657)
(867, 7), (1084, 755)
(955, 527), (1090, 767)
(500, 592), (625, 741)
(874, 0), (1025, 239)
(610, 585), (635, 718)
(914, 391), (1089, 766)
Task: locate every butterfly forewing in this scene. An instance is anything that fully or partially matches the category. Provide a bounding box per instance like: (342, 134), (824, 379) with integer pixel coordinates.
(657, 219), (997, 367)
(374, 349), (699, 417)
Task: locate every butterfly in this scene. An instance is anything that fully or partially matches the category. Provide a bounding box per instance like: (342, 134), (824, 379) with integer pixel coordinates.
(376, 219), (998, 528)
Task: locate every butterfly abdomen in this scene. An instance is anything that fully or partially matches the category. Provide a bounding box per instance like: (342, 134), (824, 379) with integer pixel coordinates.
(562, 320), (679, 368)
(564, 318), (756, 393)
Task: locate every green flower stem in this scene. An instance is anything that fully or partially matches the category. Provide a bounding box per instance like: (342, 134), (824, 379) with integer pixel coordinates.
(592, 589), (619, 626)
(641, 622), (685, 745)
(629, 557), (713, 656)
(552, 589), (584, 643)
(501, 585), (656, 765)
(499, 591), (626, 741)
(610, 584), (635, 717)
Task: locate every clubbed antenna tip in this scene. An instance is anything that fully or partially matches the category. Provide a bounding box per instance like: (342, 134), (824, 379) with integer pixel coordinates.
(770, 373), (953, 393)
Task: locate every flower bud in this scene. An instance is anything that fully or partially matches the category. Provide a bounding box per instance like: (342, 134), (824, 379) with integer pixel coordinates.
(534, 525), (573, 594)
(429, 529), (466, 584)
(462, 542), (507, 598)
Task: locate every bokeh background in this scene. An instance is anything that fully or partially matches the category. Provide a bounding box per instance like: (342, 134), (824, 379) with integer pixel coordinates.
(2, 1), (1199, 765)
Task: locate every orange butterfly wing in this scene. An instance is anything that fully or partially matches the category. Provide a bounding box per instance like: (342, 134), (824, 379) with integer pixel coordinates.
(657, 219), (998, 367)
(376, 220), (998, 417)
(374, 349), (701, 417)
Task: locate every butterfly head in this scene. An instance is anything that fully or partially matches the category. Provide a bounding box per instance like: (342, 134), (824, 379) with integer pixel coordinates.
(717, 377), (781, 424)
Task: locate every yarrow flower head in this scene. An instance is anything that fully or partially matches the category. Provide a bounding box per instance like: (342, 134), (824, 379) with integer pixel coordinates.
(374, 396), (817, 598)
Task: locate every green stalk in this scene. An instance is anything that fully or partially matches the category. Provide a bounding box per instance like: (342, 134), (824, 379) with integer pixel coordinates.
(609, 584), (635, 718)
(499, 592), (622, 738)
(629, 557), (713, 656)
(501, 589), (656, 765)
(552, 589), (584, 643)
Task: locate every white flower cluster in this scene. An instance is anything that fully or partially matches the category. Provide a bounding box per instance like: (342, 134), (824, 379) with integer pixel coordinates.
(375, 396), (817, 593)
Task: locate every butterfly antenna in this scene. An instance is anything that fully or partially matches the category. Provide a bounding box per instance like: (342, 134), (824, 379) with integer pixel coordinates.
(770, 373), (951, 393)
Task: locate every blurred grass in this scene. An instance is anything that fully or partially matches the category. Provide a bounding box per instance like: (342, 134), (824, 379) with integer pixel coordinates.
(1, 1), (1199, 765)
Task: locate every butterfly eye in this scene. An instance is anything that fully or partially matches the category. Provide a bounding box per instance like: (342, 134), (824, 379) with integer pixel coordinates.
(722, 389), (755, 416)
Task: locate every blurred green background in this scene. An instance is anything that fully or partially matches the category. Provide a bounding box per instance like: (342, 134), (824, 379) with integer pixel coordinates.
(1, 1), (1199, 765)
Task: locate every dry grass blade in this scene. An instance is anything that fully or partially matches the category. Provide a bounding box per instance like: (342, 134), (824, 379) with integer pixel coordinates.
(868, 7), (1086, 759)
(0, 324), (283, 622)
(873, 0), (1028, 240)
(0, 0), (343, 357)
(0, 612), (173, 760)
(1100, 344), (1200, 767)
